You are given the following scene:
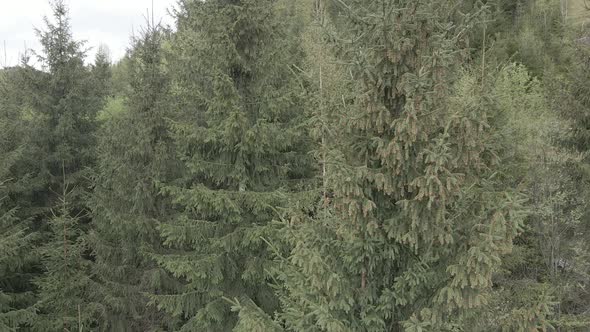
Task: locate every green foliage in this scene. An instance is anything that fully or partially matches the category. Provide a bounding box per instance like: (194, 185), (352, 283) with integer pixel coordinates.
(97, 96), (127, 121)
(29, 0), (100, 197)
(493, 3), (590, 329)
(89, 23), (179, 331)
(0, 65), (43, 332)
(445, 65), (564, 331)
(1, 0), (590, 330)
(92, 44), (114, 105)
(541, 31), (590, 330)
(3, 2), (107, 330)
(32, 190), (99, 331)
(0, 97), (37, 330)
(110, 55), (132, 98)
(230, 1), (528, 331)
(228, 297), (283, 332)
(149, 0), (313, 330)
(0, 201), (36, 331)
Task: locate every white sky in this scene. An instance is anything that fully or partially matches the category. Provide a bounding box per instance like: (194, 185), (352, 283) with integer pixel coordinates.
(0, 0), (177, 67)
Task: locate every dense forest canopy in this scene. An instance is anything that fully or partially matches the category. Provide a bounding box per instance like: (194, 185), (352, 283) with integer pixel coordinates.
(1, 0), (590, 331)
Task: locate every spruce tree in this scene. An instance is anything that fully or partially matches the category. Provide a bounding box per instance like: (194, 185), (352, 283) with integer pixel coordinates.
(92, 44), (113, 104)
(33, 186), (100, 331)
(0, 67), (38, 331)
(15, 1), (104, 329)
(150, 0), (313, 330)
(459, 63), (560, 331)
(236, 1), (527, 330)
(540, 29), (590, 329)
(0, 192), (34, 331)
(0, 168), (36, 331)
(29, 0), (99, 200)
(89, 22), (180, 331)
(480, 1), (590, 328)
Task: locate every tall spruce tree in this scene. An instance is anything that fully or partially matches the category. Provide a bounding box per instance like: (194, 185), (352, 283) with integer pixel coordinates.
(15, 1), (104, 330)
(89, 22), (180, 331)
(150, 0), (313, 330)
(29, 0), (99, 202)
(235, 1), (528, 330)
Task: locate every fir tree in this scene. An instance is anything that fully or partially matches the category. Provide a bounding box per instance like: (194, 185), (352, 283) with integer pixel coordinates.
(540, 25), (590, 329)
(29, 0), (99, 201)
(0, 174), (36, 332)
(89, 22), (180, 331)
(459, 63), (561, 331)
(33, 184), (99, 331)
(16, 1), (104, 329)
(0, 67), (38, 331)
(480, 1), (590, 328)
(92, 44), (113, 103)
(237, 1), (528, 330)
(150, 0), (313, 330)
(2, 0), (589, 330)
(0, 201), (33, 331)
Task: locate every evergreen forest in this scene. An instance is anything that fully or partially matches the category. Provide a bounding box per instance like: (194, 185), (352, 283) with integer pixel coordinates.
(2, 0), (590, 331)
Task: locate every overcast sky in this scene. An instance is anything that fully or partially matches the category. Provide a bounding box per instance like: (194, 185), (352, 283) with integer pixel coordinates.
(0, 0), (177, 67)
